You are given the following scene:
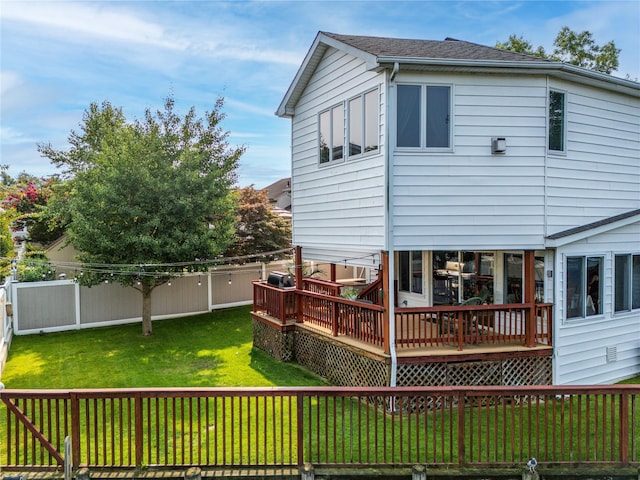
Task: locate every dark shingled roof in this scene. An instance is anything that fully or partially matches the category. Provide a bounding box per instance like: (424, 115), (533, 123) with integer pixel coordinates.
(546, 209), (640, 240)
(322, 32), (553, 63)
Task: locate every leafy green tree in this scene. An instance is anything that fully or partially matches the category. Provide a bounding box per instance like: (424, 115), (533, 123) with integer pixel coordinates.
(38, 97), (243, 335)
(222, 186), (291, 259)
(0, 209), (16, 279)
(497, 27), (620, 74)
(552, 27), (619, 74)
(1, 175), (67, 244)
(15, 250), (56, 282)
(495, 34), (548, 58)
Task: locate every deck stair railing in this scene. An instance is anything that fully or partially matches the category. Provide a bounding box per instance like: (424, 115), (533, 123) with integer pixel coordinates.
(2, 386), (638, 469)
(357, 277), (382, 305)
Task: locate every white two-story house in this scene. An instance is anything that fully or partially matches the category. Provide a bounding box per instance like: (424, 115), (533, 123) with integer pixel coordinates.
(270, 32), (639, 386)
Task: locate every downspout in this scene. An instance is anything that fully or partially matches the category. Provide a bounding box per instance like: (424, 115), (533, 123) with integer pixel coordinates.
(387, 62), (399, 387)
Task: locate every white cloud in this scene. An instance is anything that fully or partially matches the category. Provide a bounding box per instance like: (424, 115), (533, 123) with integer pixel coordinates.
(1, 1), (187, 50)
(225, 98), (277, 118)
(0, 71), (23, 96)
(0, 126), (35, 145)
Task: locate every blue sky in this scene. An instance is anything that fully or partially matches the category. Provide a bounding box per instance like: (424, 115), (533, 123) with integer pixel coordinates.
(1, 1), (639, 189)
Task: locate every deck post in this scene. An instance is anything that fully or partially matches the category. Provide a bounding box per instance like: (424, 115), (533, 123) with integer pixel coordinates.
(524, 250), (536, 347)
(381, 251), (390, 355)
(295, 246), (304, 324)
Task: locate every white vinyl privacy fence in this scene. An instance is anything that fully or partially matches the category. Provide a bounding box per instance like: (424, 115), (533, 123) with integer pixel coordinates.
(11, 261), (290, 335)
(1, 277), (13, 373)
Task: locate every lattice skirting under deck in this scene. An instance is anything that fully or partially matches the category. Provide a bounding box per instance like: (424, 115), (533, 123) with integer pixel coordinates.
(252, 316), (552, 388)
(396, 356), (552, 387)
(294, 328), (390, 387)
(252, 317), (295, 362)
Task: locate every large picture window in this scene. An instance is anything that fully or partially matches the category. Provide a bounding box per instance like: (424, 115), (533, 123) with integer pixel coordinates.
(348, 89), (379, 157)
(433, 251), (494, 305)
(397, 84), (451, 149)
(566, 256), (602, 319)
(615, 254), (640, 312)
(548, 90), (566, 152)
(319, 104), (344, 164)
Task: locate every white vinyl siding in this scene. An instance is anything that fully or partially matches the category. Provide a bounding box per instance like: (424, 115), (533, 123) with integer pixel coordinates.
(545, 80), (640, 233)
(290, 47), (385, 259)
(554, 222), (640, 385)
(392, 73), (548, 251)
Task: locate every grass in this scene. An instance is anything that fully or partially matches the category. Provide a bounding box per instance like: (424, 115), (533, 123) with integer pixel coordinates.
(2, 307), (638, 466)
(1, 305), (326, 388)
(618, 374), (640, 384)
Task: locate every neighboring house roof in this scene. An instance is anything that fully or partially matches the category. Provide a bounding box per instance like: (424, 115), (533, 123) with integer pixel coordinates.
(278, 31), (640, 117)
(545, 209), (640, 247)
(262, 177), (291, 211)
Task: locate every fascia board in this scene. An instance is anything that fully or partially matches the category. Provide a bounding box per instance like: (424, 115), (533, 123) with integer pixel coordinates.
(376, 57), (640, 97)
(276, 33), (379, 118)
(545, 215), (640, 248)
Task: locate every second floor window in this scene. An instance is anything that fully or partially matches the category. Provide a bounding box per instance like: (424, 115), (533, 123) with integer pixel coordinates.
(319, 104), (344, 164)
(397, 84), (451, 149)
(348, 89), (379, 157)
(548, 90), (566, 152)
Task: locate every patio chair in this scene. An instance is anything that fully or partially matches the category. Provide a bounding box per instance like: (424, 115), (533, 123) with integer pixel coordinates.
(443, 297), (483, 342)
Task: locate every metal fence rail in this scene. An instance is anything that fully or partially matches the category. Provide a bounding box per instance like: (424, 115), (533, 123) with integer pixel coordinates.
(1, 386), (638, 469)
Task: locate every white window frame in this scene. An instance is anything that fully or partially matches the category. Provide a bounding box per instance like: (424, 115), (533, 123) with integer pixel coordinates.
(395, 83), (453, 152)
(614, 253), (640, 313)
(565, 255), (603, 320)
(548, 89), (567, 154)
(318, 103), (345, 165)
(398, 250), (424, 296)
(347, 88), (380, 160)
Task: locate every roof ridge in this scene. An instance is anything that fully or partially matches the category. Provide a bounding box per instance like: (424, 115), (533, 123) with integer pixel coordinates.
(320, 31), (552, 64)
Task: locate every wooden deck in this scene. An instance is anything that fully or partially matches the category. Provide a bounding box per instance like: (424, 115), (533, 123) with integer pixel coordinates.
(253, 279), (553, 360)
(257, 312), (552, 364)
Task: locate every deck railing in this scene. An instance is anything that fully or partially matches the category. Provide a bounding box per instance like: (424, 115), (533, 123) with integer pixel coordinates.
(252, 281), (297, 323)
(395, 303), (553, 351)
(298, 290), (385, 347)
(253, 281), (552, 351)
(2, 386), (638, 469)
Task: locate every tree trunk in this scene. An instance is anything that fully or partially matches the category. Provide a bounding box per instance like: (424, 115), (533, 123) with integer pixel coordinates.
(142, 283), (153, 336)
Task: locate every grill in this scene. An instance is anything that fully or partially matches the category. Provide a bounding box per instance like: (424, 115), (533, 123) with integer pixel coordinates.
(267, 271), (294, 288)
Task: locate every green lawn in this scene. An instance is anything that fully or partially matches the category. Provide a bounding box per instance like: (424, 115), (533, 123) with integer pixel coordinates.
(1, 305), (326, 388)
(2, 307), (638, 467)
(619, 374), (640, 384)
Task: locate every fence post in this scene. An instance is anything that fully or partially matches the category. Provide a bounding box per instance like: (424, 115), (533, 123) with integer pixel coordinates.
(412, 464), (426, 480)
(70, 392), (81, 470)
(64, 436), (72, 480)
(135, 392), (143, 467)
(301, 463), (315, 480)
(620, 393), (629, 465)
(457, 390), (465, 466)
(76, 468), (90, 480)
(184, 467), (201, 480)
(296, 392), (305, 467)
